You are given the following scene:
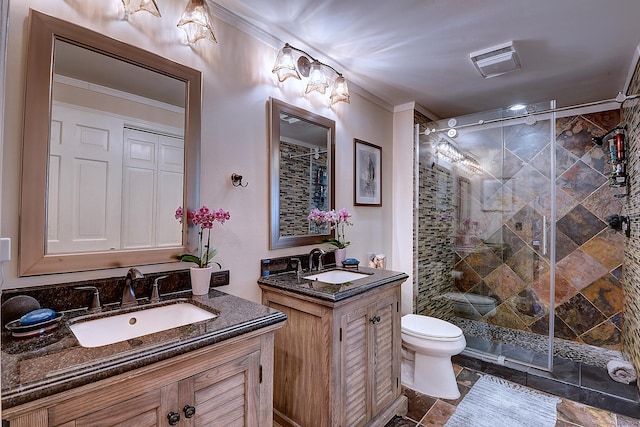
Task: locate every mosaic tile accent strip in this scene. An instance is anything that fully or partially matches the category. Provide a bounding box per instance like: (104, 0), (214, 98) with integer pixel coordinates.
(621, 57), (640, 382)
(416, 158), (456, 320)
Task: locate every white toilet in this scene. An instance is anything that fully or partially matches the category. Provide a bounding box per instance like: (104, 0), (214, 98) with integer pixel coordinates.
(401, 314), (466, 399)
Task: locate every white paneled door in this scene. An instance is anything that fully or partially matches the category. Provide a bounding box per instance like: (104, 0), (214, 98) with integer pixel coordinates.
(48, 104), (183, 254)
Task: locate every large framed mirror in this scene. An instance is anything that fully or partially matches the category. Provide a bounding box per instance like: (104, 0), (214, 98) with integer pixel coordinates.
(19, 10), (201, 276)
(269, 98), (335, 249)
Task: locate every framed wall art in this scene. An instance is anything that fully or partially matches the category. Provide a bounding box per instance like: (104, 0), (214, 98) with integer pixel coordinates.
(354, 139), (382, 206)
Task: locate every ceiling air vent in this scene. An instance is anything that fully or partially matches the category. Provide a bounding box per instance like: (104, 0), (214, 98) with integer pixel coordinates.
(470, 41), (520, 78)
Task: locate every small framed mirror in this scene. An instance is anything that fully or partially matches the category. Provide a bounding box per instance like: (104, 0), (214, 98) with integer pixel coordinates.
(269, 98), (335, 249)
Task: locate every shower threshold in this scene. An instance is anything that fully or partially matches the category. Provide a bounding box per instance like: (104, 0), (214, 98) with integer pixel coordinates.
(463, 335), (553, 372)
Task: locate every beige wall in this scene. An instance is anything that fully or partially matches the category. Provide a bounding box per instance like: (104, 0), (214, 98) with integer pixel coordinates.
(1, 1), (396, 303)
(392, 105), (416, 315)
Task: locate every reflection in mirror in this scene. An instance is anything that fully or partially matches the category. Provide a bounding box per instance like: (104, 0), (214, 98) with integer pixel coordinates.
(49, 40), (186, 254)
(270, 98), (335, 249)
(19, 10), (201, 275)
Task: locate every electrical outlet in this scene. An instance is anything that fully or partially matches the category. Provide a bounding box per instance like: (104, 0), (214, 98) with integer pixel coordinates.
(0, 238), (11, 262)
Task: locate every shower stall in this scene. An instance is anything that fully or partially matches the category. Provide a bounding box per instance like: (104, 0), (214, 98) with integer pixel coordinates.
(414, 101), (625, 371)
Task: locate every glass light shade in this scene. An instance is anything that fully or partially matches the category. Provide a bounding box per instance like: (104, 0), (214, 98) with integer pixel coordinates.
(305, 61), (329, 94)
(436, 141), (464, 162)
(330, 75), (350, 104)
(177, 0), (217, 44)
(272, 46), (300, 82)
(459, 157), (482, 174)
(122, 0), (161, 17)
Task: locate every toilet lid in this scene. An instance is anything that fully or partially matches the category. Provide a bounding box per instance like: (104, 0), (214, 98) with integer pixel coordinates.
(401, 314), (463, 340)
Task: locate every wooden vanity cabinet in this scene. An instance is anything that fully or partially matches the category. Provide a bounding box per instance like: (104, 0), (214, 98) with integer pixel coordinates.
(260, 280), (405, 427)
(3, 327), (278, 427)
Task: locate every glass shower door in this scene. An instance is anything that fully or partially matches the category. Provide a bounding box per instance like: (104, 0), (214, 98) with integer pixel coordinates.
(415, 101), (556, 371)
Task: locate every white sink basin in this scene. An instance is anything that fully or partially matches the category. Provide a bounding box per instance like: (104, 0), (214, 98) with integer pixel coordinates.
(69, 302), (217, 348)
(303, 270), (370, 284)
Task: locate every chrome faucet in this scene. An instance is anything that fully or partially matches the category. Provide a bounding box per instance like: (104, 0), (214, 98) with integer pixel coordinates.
(308, 248), (326, 271)
(121, 268), (144, 308)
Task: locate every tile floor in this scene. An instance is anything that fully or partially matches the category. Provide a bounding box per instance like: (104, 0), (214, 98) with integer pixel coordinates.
(385, 365), (640, 427)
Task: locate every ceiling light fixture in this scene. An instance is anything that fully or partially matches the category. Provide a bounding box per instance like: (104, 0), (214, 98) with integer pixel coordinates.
(121, 0), (161, 17)
(177, 0), (217, 44)
(507, 103), (526, 111)
(272, 43), (350, 105)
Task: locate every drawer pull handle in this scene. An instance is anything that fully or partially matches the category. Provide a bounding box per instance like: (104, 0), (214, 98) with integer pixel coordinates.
(167, 411), (181, 425)
(370, 316), (381, 324)
(184, 404), (196, 418)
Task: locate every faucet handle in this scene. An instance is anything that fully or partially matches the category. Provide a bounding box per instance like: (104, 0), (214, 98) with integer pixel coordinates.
(75, 286), (101, 312)
(150, 275), (168, 303)
(290, 258), (302, 273)
(317, 252), (326, 271)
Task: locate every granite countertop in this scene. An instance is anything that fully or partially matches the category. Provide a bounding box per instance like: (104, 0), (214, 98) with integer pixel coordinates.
(258, 266), (408, 302)
(1, 288), (287, 410)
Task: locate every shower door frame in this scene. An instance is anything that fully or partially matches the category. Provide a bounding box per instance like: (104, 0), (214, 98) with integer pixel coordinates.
(413, 102), (558, 373)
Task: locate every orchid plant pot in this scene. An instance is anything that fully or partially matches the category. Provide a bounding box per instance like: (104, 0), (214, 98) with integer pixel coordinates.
(190, 266), (213, 295)
(334, 248), (347, 266)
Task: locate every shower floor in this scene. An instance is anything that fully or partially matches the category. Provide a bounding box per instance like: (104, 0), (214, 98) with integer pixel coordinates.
(455, 317), (623, 368)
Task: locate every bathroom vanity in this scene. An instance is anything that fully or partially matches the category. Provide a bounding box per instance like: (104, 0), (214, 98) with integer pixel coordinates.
(1, 287), (286, 426)
(258, 266), (409, 427)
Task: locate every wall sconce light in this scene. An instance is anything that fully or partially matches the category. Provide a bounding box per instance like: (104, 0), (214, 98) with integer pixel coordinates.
(436, 141), (464, 162)
(177, 0), (217, 44)
(458, 157), (483, 175)
(272, 43), (350, 105)
(231, 173), (248, 187)
(121, 0), (161, 17)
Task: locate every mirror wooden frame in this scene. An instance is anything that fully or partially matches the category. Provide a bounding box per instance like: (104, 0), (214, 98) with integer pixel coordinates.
(19, 10), (201, 276)
(269, 98), (335, 249)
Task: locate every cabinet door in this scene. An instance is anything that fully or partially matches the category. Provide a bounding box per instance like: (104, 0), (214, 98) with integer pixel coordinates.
(371, 293), (399, 415)
(340, 304), (370, 427)
(182, 350), (262, 427)
(339, 291), (399, 427)
(72, 383), (176, 427)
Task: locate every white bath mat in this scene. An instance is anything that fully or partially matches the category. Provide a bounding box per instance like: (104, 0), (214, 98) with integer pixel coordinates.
(444, 374), (561, 427)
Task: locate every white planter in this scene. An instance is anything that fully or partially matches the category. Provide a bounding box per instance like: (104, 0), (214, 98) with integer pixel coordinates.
(334, 248), (347, 266)
(190, 266), (213, 295)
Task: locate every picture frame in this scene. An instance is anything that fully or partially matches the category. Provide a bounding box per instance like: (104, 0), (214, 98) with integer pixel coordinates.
(354, 139), (382, 206)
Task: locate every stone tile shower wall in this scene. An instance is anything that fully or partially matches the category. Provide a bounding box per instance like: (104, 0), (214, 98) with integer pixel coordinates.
(621, 58), (640, 377)
(416, 162), (456, 318)
(414, 108), (626, 360)
(414, 111), (458, 319)
(448, 109), (623, 352)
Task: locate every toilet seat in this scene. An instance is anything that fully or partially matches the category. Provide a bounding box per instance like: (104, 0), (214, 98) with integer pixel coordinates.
(401, 314), (463, 341)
